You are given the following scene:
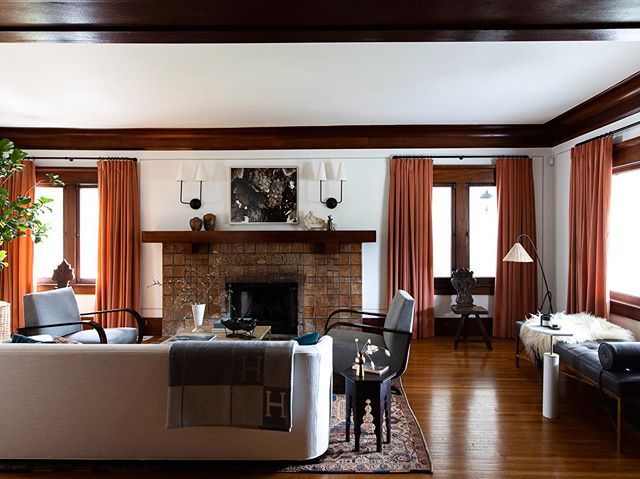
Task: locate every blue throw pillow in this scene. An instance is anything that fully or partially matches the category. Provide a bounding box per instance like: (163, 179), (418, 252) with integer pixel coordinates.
(11, 334), (42, 343)
(295, 332), (320, 345)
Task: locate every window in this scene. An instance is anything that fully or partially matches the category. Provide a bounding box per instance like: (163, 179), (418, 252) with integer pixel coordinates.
(433, 165), (497, 295)
(33, 168), (98, 292)
(610, 139), (640, 319)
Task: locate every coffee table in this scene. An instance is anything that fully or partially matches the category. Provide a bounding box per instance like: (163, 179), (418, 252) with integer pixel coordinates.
(522, 323), (573, 419)
(162, 325), (272, 343)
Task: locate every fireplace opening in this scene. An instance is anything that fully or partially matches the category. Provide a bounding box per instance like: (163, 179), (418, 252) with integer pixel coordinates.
(226, 282), (298, 335)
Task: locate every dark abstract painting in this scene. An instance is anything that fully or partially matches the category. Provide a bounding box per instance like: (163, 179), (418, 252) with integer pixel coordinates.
(230, 167), (298, 224)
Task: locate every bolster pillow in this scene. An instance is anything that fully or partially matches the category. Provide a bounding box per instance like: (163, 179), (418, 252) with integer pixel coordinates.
(598, 342), (640, 371)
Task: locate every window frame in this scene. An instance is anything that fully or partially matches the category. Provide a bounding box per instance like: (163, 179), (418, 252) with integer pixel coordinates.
(610, 138), (640, 320)
(35, 167), (98, 294)
(433, 165), (496, 296)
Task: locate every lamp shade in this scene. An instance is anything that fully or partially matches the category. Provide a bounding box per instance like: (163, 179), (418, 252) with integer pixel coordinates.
(176, 162), (189, 182)
(502, 242), (533, 263)
(337, 161), (347, 181)
(194, 163), (207, 182)
(317, 161), (328, 181)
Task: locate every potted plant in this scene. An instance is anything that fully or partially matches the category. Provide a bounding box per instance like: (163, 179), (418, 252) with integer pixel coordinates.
(149, 268), (217, 332)
(0, 139), (61, 269)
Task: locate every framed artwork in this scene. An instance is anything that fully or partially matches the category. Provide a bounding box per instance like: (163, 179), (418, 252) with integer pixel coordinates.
(229, 167), (298, 224)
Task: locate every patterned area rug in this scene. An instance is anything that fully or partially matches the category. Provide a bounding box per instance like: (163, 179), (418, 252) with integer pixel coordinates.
(284, 387), (432, 473)
(0, 386), (432, 474)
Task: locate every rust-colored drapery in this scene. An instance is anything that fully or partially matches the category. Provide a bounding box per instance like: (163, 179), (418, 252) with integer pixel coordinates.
(387, 158), (435, 339)
(0, 161), (35, 331)
(493, 157), (538, 339)
(567, 136), (612, 318)
(95, 160), (140, 327)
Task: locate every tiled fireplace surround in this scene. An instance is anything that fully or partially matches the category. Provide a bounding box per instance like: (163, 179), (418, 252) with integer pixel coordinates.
(161, 241), (363, 335)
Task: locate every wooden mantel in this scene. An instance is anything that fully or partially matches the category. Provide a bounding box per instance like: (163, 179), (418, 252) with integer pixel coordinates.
(141, 230), (376, 253)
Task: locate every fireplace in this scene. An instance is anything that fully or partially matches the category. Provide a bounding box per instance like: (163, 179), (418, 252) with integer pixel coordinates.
(227, 282), (298, 335)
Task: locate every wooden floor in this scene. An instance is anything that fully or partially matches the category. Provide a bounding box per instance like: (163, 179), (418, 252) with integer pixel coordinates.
(10, 337), (640, 478)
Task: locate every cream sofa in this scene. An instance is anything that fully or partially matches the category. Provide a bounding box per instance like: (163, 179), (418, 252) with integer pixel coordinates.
(0, 336), (332, 461)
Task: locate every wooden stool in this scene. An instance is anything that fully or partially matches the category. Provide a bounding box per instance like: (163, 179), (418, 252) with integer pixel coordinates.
(341, 368), (393, 452)
(451, 304), (493, 351)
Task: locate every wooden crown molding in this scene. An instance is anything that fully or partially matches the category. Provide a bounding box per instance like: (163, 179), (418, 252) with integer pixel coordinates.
(0, 125), (549, 151)
(546, 71), (640, 145)
(1, 1), (640, 43)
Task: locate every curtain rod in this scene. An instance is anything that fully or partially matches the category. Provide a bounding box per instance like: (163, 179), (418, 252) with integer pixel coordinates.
(26, 156), (137, 162)
(392, 155), (529, 160)
(574, 118), (640, 147)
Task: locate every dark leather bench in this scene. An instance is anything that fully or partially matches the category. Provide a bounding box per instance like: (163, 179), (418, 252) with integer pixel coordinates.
(515, 320), (640, 453)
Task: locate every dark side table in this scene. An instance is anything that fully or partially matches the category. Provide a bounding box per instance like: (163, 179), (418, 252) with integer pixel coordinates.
(451, 304), (493, 351)
(340, 368), (393, 452)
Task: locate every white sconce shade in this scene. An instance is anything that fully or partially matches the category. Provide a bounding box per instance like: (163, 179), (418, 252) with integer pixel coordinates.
(317, 161), (328, 181)
(194, 163), (207, 182)
(176, 162), (189, 182)
(337, 162), (347, 182)
(502, 242), (533, 263)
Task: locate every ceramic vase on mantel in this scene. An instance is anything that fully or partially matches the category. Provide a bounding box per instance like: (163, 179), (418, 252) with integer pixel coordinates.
(191, 304), (206, 332)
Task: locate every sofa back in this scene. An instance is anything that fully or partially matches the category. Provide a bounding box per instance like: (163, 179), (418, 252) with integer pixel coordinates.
(0, 336), (332, 461)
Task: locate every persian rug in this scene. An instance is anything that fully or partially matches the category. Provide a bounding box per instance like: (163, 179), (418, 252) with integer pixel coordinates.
(0, 384), (432, 474)
(283, 385), (432, 474)
(521, 312), (634, 360)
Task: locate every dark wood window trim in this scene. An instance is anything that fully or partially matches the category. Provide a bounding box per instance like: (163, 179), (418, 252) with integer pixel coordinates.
(610, 137), (640, 320)
(433, 165), (496, 296)
(35, 167), (98, 294)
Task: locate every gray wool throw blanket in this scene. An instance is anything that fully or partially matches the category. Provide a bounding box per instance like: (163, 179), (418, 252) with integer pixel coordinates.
(167, 340), (297, 431)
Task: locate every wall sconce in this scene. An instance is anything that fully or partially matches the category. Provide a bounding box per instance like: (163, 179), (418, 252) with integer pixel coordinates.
(318, 161), (347, 209)
(177, 162), (206, 209)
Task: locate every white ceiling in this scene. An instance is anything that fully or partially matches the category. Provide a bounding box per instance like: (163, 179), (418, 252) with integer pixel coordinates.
(2, 42), (640, 128)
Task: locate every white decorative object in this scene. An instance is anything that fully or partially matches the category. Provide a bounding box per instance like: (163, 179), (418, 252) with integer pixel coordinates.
(543, 352), (559, 419)
(303, 211), (328, 230)
(336, 161), (347, 181)
(191, 304), (206, 332)
(317, 161), (328, 181)
(520, 312), (634, 359)
(0, 301), (10, 341)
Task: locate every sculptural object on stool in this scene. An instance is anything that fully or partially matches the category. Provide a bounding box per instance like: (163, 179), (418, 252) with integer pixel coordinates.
(451, 267), (476, 305)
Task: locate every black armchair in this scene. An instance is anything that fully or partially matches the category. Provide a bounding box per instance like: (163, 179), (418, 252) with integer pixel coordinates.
(324, 291), (415, 383)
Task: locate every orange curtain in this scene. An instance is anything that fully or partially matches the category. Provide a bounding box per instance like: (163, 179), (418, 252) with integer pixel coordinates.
(96, 160), (140, 327)
(494, 157), (538, 339)
(0, 161), (35, 331)
(567, 136), (612, 318)
(387, 158), (435, 339)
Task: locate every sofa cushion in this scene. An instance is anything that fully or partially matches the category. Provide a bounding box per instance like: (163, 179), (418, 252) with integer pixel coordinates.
(66, 327), (137, 344)
(598, 342), (640, 371)
(22, 287), (82, 337)
(554, 341), (640, 398)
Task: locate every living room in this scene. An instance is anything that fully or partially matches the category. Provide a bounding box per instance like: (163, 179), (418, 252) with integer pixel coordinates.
(1, 2), (640, 478)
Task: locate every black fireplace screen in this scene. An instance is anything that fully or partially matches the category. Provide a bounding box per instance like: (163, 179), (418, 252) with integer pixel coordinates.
(226, 282), (298, 335)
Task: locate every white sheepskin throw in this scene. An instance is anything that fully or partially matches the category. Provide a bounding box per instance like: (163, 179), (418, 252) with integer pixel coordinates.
(520, 312), (635, 359)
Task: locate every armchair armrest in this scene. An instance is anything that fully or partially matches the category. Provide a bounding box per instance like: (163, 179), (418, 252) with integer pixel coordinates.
(324, 320), (412, 337)
(17, 320), (108, 344)
(81, 308), (144, 343)
(324, 308), (386, 332)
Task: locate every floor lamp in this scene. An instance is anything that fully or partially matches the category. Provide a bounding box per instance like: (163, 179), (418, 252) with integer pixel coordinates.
(502, 233), (554, 323)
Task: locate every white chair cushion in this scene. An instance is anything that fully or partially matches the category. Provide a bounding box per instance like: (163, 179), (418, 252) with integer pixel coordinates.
(66, 327), (137, 344)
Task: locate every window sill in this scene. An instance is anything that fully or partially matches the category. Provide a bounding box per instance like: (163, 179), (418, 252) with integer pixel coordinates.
(37, 283), (96, 294)
(611, 299), (640, 321)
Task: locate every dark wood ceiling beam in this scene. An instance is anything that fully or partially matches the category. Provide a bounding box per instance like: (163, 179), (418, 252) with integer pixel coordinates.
(546, 71), (640, 145)
(0, 125), (550, 151)
(1, 0), (640, 43)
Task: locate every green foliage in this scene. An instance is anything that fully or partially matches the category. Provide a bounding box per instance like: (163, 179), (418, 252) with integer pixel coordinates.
(0, 139), (63, 270)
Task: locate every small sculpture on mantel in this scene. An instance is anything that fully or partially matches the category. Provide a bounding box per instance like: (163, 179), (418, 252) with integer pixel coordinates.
(52, 260), (75, 289)
(303, 210), (328, 230)
(451, 267), (476, 305)
(326, 215), (336, 231)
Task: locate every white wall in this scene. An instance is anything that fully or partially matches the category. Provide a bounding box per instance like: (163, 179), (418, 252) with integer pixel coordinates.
(30, 147), (554, 321)
(552, 112), (640, 326)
